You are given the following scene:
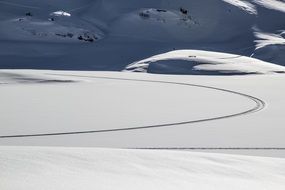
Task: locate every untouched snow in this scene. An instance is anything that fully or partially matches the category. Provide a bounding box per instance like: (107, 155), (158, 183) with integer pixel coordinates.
(1, 146), (285, 190)
(124, 50), (285, 74)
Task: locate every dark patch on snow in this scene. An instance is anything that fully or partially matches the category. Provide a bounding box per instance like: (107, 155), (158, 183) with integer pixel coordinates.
(274, 71), (285, 74)
(0, 73), (76, 84)
(77, 32), (98, 42)
(55, 33), (74, 38)
(25, 12), (33, 17)
(156, 9), (167, 13)
(139, 12), (150, 19)
(180, 8), (188, 15)
(147, 59), (259, 76)
(37, 79), (75, 83)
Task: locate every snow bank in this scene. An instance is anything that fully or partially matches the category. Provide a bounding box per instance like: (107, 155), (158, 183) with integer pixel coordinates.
(124, 49), (285, 75)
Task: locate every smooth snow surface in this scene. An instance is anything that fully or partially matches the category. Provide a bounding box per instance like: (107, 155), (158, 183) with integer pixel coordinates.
(0, 70), (260, 135)
(1, 147), (285, 190)
(0, 70), (285, 158)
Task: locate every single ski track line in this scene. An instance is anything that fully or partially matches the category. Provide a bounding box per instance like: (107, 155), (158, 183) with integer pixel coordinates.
(133, 147), (285, 150)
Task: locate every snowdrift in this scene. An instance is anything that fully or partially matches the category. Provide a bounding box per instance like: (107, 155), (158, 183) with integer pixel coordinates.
(124, 50), (285, 75)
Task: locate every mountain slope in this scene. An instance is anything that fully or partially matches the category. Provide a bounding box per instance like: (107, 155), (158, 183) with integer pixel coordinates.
(0, 0), (284, 71)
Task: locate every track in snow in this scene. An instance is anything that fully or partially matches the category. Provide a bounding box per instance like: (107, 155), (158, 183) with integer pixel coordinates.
(0, 74), (265, 138)
(134, 147), (285, 150)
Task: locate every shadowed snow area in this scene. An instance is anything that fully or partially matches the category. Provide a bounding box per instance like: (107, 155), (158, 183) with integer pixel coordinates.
(1, 147), (285, 190)
(222, 0), (257, 14)
(253, 0), (285, 13)
(0, 0), (285, 70)
(0, 71), (75, 84)
(252, 31), (285, 65)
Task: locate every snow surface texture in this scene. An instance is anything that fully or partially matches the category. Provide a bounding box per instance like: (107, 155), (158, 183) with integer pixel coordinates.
(0, 70), (285, 158)
(1, 147), (285, 190)
(0, 70), (263, 136)
(0, 0), (285, 70)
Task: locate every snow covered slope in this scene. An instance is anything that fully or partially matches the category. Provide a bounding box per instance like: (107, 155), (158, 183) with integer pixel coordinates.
(0, 1), (102, 43)
(1, 2), (285, 188)
(1, 146), (285, 190)
(0, 0), (285, 70)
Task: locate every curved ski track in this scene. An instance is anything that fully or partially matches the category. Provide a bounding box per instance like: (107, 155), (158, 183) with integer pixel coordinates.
(0, 74), (265, 138)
